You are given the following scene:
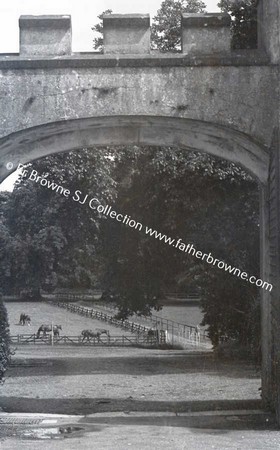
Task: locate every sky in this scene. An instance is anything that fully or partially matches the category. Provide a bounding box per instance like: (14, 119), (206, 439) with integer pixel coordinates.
(0, 0), (220, 191)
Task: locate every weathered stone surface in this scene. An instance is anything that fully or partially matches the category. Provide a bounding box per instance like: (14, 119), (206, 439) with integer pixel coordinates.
(0, 51), (270, 69)
(182, 13), (231, 28)
(258, 0), (280, 63)
(103, 14), (150, 55)
(182, 13), (231, 54)
(0, 63), (276, 159)
(19, 15), (72, 56)
(0, 116), (269, 184)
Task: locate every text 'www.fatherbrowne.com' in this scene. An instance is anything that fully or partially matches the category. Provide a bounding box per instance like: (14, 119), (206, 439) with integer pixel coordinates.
(17, 163), (273, 292)
(144, 227), (272, 292)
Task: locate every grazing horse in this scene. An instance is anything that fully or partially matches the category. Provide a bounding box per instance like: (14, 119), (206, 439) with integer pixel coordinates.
(36, 324), (62, 338)
(19, 313), (31, 326)
(81, 329), (110, 343)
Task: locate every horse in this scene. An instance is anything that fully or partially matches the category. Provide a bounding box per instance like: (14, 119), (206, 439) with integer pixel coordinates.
(36, 324), (62, 338)
(81, 329), (110, 342)
(146, 328), (159, 344)
(194, 325), (201, 342)
(19, 313), (31, 326)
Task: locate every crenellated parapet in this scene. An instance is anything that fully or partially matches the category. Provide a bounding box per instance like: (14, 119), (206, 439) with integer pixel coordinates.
(18, 12), (232, 56)
(0, 10), (276, 157)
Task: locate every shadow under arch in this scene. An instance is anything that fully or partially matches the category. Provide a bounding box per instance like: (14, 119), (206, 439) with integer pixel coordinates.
(0, 115), (269, 184)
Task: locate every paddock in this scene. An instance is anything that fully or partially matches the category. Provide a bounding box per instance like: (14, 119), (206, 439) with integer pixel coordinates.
(0, 300), (261, 417)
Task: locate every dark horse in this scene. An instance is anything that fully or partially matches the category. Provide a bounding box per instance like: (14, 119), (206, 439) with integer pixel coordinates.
(19, 313), (31, 326)
(37, 324), (62, 338)
(147, 328), (159, 344)
(81, 329), (110, 342)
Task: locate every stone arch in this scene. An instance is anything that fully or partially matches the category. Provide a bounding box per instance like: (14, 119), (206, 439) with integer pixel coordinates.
(0, 115), (269, 184)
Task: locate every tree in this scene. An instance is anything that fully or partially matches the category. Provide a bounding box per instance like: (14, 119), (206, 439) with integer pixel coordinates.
(2, 147), (117, 296)
(101, 146), (260, 328)
(92, 9), (112, 52)
(151, 0), (206, 52)
(218, 0), (258, 49)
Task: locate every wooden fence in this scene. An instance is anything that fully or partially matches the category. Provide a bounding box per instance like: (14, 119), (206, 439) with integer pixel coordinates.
(46, 299), (211, 349)
(9, 333), (159, 347)
(46, 300), (158, 336)
(53, 294), (209, 340)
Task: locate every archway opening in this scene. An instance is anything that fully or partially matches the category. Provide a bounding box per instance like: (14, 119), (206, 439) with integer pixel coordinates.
(0, 116), (270, 419)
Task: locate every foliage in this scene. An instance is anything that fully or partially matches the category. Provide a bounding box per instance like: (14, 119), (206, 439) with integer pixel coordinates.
(2, 148), (117, 295)
(151, 0), (206, 52)
(218, 0), (258, 49)
(92, 9), (112, 52)
(0, 192), (14, 295)
(200, 272), (260, 347)
(101, 146), (260, 328)
(0, 293), (10, 382)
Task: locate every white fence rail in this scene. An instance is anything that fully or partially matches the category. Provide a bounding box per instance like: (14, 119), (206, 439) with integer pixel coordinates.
(47, 297), (212, 349)
(9, 333), (160, 347)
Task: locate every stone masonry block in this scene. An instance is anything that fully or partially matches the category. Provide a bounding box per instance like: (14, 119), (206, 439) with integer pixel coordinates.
(103, 14), (150, 55)
(182, 13), (231, 54)
(19, 15), (72, 56)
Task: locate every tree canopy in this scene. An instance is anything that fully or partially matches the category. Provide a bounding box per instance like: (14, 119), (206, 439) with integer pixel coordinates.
(218, 0), (258, 49)
(1, 148), (117, 296)
(92, 9), (112, 52)
(151, 0), (206, 52)
(100, 146), (259, 333)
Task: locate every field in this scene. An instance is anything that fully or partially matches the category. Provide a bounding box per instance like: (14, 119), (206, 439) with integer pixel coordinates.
(148, 305), (204, 328)
(7, 301), (133, 338)
(0, 302), (261, 416)
(86, 301), (206, 332)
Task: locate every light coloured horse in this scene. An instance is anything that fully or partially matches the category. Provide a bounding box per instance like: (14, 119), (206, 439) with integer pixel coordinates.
(81, 329), (110, 342)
